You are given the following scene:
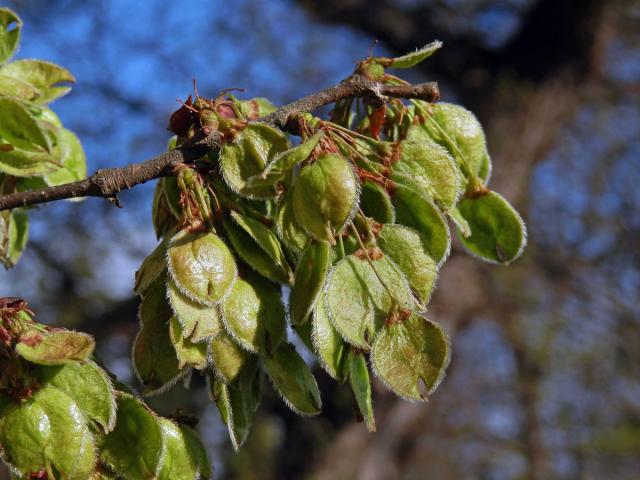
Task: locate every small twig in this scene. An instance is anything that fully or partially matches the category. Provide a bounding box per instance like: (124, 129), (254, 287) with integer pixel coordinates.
(0, 76), (438, 212)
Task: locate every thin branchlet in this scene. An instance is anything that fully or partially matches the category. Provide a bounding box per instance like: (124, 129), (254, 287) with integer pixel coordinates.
(0, 77), (438, 212)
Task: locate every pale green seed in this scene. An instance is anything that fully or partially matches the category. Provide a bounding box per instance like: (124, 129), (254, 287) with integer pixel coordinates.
(220, 272), (286, 355)
(324, 254), (414, 350)
(377, 224), (438, 308)
(36, 360), (116, 433)
(371, 314), (450, 402)
(167, 230), (237, 306)
(167, 279), (223, 343)
(456, 190), (527, 264)
(219, 123), (290, 198)
(293, 153), (359, 243)
(169, 316), (209, 370)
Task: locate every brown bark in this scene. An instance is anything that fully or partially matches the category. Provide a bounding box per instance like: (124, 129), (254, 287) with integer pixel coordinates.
(0, 79), (438, 211)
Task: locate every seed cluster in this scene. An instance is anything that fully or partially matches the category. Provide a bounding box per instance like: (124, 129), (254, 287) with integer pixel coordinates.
(135, 43), (526, 447)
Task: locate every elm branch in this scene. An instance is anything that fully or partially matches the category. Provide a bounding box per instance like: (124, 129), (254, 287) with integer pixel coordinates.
(0, 78), (438, 211)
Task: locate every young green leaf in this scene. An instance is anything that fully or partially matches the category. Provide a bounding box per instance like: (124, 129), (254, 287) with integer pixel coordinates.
(1, 208), (28, 268)
(293, 153), (359, 243)
(210, 361), (261, 451)
(0, 146), (58, 177)
(133, 239), (167, 297)
(219, 123), (290, 198)
(239, 97), (277, 119)
(152, 184), (173, 240)
(371, 314), (450, 401)
(292, 318), (314, 352)
(456, 190), (527, 264)
(290, 240), (332, 326)
(157, 418), (211, 480)
(274, 189), (310, 260)
(0, 8), (22, 64)
(312, 300), (347, 382)
(26, 103), (62, 127)
(383, 40), (442, 69)
(377, 224), (438, 308)
(0, 73), (40, 100)
(160, 175), (182, 219)
(99, 393), (164, 480)
(360, 180), (395, 223)
(208, 331), (251, 384)
(324, 254), (414, 349)
(0, 97), (50, 152)
(230, 210), (293, 283)
(449, 206), (471, 238)
(43, 128), (86, 186)
(392, 184), (451, 265)
(263, 342), (322, 416)
(347, 349), (376, 432)
(223, 217), (292, 284)
(36, 360), (117, 433)
(167, 230), (238, 306)
(133, 280), (184, 395)
(16, 329), (95, 365)
(0, 59), (75, 104)
(249, 130), (324, 187)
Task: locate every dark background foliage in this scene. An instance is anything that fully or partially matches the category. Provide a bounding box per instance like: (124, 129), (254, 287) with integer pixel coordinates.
(1, 0), (638, 478)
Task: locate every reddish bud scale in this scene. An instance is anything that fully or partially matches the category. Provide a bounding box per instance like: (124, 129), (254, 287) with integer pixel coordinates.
(0, 326), (11, 346)
(385, 142), (402, 166)
(368, 104), (387, 140)
(17, 382), (39, 400)
(356, 168), (387, 186)
(169, 95), (197, 137)
(18, 332), (42, 347)
(0, 297), (25, 309)
(318, 137), (340, 155)
(216, 102), (236, 119)
(384, 179), (397, 195)
(465, 183), (490, 199)
(243, 100), (261, 120)
(385, 307), (412, 326)
(170, 89), (246, 139)
(354, 246), (384, 261)
(369, 220), (383, 236)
